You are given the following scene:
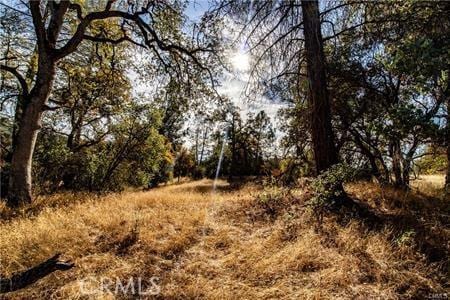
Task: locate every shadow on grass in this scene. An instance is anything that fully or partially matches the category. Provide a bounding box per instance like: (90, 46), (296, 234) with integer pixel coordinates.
(345, 183), (449, 266)
(193, 183), (243, 194)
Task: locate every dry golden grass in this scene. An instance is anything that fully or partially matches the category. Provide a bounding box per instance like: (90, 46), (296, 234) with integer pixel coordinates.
(0, 178), (448, 299)
(411, 175), (446, 197)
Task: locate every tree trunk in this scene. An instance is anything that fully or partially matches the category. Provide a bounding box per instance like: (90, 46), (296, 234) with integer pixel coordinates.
(199, 128), (208, 165)
(350, 131), (381, 179)
(7, 58), (56, 206)
(391, 139), (404, 187)
(379, 155), (390, 184)
(446, 97), (450, 193)
(194, 128), (199, 165)
(402, 160), (411, 187)
(301, 0), (338, 175)
(402, 141), (419, 188)
(445, 66), (450, 193)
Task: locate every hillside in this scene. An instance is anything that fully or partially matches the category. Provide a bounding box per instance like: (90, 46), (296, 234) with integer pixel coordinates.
(0, 178), (448, 299)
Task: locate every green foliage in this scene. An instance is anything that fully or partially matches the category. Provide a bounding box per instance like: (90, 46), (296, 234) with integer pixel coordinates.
(148, 150), (174, 188)
(32, 108), (172, 193)
(191, 166), (206, 179)
(256, 183), (289, 219)
(173, 147), (195, 180)
(203, 141), (231, 178)
(416, 152), (447, 175)
(310, 164), (356, 209)
(202, 106), (276, 179)
(33, 133), (71, 192)
(278, 157), (314, 185)
(395, 229), (416, 247)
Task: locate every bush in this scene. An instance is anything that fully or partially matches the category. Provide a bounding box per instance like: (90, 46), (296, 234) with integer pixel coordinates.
(148, 158), (174, 188)
(192, 166), (206, 179)
(310, 163), (356, 210)
(416, 153), (447, 175)
(256, 178), (292, 219)
(278, 158), (314, 185)
(31, 118), (173, 192)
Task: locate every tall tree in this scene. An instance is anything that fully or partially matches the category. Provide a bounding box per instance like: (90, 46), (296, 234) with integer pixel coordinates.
(212, 0), (354, 177)
(0, 0), (215, 206)
(300, 0), (338, 174)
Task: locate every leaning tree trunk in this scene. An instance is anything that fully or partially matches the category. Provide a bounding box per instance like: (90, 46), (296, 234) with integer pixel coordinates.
(301, 0), (338, 175)
(7, 59), (56, 206)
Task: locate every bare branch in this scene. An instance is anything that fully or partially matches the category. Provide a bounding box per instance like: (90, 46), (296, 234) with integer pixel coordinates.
(0, 65), (29, 96)
(46, 0), (71, 46)
(29, 0), (47, 52)
(82, 34), (146, 48)
(0, 253), (74, 294)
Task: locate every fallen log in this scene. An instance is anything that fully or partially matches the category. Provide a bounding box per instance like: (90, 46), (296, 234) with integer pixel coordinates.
(0, 253), (74, 294)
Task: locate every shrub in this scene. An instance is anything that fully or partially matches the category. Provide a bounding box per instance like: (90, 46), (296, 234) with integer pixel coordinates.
(192, 166), (206, 179)
(310, 163), (356, 211)
(256, 178), (291, 219)
(31, 119), (173, 192)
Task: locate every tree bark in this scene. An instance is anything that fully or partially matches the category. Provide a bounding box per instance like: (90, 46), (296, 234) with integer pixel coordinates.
(301, 0), (338, 175)
(349, 129), (381, 179)
(444, 66), (450, 193)
(199, 128), (208, 165)
(390, 139), (404, 187)
(446, 96), (450, 193)
(7, 57), (56, 206)
(402, 159), (411, 187)
(402, 139), (419, 188)
(194, 128), (199, 165)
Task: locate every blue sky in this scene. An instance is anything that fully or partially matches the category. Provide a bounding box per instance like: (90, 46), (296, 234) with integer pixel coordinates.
(185, 0), (209, 22)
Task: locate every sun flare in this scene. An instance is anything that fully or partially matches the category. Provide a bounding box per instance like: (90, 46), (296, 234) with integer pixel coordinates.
(230, 51), (250, 72)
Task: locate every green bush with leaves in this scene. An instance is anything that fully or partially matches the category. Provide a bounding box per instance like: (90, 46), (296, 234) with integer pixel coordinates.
(31, 108), (173, 193)
(256, 179), (291, 219)
(416, 152), (447, 175)
(191, 166), (206, 179)
(33, 133), (72, 193)
(310, 164), (356, 209)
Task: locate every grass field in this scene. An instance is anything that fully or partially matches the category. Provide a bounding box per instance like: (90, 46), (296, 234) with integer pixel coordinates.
(0, 178), (448, 299)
